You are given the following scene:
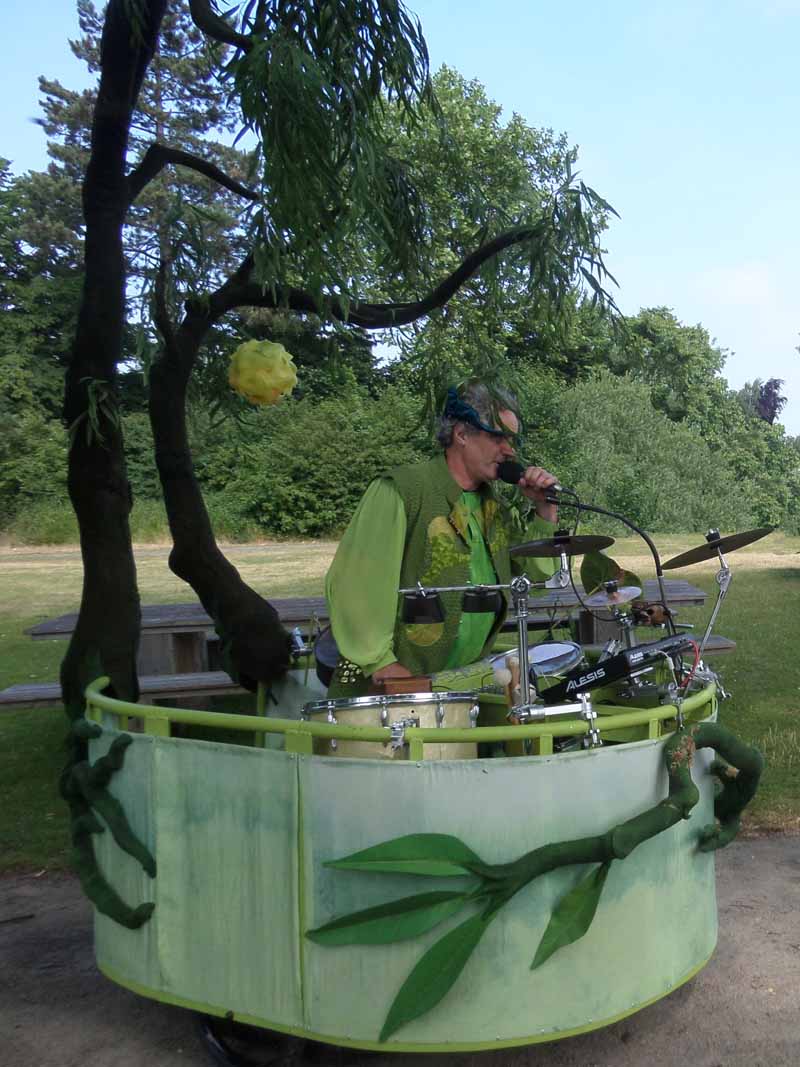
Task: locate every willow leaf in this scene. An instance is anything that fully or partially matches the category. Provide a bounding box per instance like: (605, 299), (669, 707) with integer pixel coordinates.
(306, 891), (469, 946)
(380, 911), (492, 1042)
(326, 833), (483, 877)
(531, 860), (611, 971)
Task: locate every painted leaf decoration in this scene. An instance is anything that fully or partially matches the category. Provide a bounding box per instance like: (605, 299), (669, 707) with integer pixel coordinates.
(531, 860), (611, 971)
(379, 911), (492, 1042)
(306, 891), (469, 946)
(326, 833), (484, 877)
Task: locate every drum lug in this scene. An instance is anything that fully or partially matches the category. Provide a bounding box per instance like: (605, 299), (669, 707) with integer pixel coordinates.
(469, 702), (479, 727)
(435, 698), (445, 728)
(326, 706), (338, 751)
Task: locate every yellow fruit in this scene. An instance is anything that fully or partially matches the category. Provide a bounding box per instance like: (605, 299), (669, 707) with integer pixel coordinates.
(228, 340), (298, 405)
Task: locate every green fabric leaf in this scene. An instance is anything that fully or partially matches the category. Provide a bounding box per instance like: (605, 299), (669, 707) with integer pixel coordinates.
(580, 550), (621, 595)
(326, 833), (484, 877)
(619, 568), (643, 589)
(380, 911), (492, 1042)
(580, 551), (641, 595)
(306, 891), (469, 946)
(531, 860), (611, 971)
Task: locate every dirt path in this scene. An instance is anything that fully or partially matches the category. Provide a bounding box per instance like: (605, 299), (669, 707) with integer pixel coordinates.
(2, 836), (798, 1067)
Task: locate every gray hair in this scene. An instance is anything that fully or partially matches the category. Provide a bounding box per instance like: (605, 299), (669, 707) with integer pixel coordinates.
(435, 380), (519, 448)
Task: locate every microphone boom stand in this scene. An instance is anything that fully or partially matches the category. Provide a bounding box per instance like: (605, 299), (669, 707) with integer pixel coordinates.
(548, 494), (676, 636)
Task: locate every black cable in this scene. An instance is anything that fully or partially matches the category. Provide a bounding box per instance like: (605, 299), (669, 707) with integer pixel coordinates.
(552, 491), (675, 635)
(547, 487), (613, 625)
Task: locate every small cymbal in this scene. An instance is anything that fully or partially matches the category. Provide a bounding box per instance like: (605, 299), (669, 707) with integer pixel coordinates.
(510, 534), (614, 558)
(662, 527), (774, 570)
(584, 585), (642, 608)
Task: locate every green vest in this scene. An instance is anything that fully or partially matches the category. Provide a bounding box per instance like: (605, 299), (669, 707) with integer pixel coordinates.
(388, 454), (513, 676)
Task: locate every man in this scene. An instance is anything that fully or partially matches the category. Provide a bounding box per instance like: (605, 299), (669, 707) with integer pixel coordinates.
(324, 380), (560, 697)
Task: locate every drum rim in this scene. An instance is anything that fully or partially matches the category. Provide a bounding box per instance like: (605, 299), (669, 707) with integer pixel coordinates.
(303, 690), (478, 715)
(533, 644), (584, 661)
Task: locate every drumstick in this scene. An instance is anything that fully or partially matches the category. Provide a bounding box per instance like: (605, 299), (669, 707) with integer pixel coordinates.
(507, 653), (521, 708)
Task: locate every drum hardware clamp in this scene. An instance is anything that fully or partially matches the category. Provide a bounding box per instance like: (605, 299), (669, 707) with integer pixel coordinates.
(672, 693), (685, 730)
(389, 716), (420, 749)
(579, 693), (602, 748)
(506, 693), (600, 747)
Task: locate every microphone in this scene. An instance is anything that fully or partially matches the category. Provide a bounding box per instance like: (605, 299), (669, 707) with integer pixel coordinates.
(496, 459), (565, 494)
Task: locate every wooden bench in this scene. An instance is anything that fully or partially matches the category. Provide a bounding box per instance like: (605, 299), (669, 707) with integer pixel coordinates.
(0, 671), (246, 709)
(1, 636), (735, 710)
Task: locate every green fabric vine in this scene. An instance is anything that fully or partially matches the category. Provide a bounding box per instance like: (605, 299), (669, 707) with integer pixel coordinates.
(62, 717), (156, 930)
(307, 723), (763, 1042)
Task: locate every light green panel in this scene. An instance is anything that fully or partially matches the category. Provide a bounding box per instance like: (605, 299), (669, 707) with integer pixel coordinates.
(299, 741), (717, 1046)
(93, 733), (303, 1029)
(152, 740), (302, 1025)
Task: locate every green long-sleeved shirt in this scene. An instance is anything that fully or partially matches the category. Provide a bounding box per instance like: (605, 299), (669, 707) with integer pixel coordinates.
(326, 478), (556, 678)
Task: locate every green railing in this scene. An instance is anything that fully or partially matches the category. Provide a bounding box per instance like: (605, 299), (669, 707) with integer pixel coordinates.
(83, 677), (716, 759)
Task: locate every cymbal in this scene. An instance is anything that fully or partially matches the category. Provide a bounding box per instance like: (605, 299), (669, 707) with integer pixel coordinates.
(584, 585), (642, 608)
(510, 534), (614, 558)
(662, 527), (774, 570)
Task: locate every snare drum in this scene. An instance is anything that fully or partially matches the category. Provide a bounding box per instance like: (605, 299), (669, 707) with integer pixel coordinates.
(530, 641), (583, 677)
(302, 692), (479, 760)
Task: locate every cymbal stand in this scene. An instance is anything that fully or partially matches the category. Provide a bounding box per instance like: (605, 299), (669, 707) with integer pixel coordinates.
(618, 610), (638, 649)
(698, 529), (731, 660)
(509, 575), (535, 709)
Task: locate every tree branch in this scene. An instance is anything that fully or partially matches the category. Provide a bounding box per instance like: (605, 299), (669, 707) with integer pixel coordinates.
(188, 0), (253, 53)
(192, 222), (563, 329)
(179, 252), (257, 356)
(153, 259), (176, 350)
(127, 143), (259, 205)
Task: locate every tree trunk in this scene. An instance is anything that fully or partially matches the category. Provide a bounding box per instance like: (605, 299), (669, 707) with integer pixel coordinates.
(149, 317), (291, 690)
(61, 0), (169, 721)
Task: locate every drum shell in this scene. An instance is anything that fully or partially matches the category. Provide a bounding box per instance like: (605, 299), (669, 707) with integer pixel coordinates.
(303, 692), (478, 760)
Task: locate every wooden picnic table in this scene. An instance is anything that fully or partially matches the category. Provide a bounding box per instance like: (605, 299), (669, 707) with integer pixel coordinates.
(4, 580), (725, 710)
(27, 580), (707, 676)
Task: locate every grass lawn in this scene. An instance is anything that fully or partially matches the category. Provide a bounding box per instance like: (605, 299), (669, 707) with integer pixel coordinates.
(1, 532), (798, 872)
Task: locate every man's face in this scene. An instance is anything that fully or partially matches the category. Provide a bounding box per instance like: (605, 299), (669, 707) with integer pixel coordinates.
(460, 408), (518, 486)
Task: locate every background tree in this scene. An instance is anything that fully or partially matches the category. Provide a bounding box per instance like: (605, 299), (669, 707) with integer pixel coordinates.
(0, 161), (81, 525)
(39, 0), (252, 323)
(377, 66), (616, 396)
(757, 378), (787, 425)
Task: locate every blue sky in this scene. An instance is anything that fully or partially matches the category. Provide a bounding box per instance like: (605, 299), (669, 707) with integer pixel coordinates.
(3, 1), (800, 433)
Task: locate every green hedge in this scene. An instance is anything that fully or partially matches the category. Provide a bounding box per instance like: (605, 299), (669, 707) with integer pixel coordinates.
(2, 374), (796, 543)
